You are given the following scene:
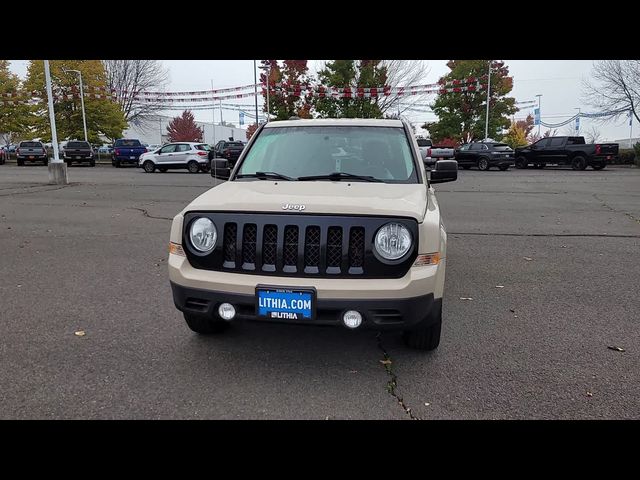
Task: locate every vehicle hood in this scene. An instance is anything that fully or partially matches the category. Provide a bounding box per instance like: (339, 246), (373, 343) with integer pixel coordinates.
(184, 180), (428, 221)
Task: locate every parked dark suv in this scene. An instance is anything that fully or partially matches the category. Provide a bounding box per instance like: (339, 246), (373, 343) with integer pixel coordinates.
(455, 142), (514, 171)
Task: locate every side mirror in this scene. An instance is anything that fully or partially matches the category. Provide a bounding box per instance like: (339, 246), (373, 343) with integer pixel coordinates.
(430, 160), (458, 184)
(210, 158), (230, 179)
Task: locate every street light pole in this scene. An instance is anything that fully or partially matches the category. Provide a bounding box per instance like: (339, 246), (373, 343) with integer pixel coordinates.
(64, 69), (88, 142)
(211, 79), (216, 148)
(536, 94), (542, 137)
(253, 60), (259, 125)
(44, 60), (68, 184)
(259, 64), (271, 122)
(484, 60), (492, 140)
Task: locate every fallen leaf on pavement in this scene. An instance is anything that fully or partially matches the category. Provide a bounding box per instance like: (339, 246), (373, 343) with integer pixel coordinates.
(379, 359), (392, 366)
(459, 297), (473, 300)
(586, 391), (593, 397)
(524, 257), (533, 261)
(75, 330), (86, 337)
(607, 346), (625, 352)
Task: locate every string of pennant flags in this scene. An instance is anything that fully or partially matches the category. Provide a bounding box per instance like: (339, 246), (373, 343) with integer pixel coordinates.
(0, 74), (490, 104)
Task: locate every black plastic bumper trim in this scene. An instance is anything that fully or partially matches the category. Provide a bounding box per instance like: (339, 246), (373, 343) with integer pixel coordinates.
(170, 282), (438, 331)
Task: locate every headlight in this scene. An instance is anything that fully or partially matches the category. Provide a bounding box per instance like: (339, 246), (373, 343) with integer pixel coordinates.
(374, 223), (412, 260)
(189, 217), (217, 252)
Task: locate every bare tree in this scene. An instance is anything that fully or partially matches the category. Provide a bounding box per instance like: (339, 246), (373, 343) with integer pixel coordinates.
(379, 60), (431, 116)
(585, 125), (603, 143)
(582, 60), (640, 124)
(102, 60), (170, 128)
(563, 122), (580, 136)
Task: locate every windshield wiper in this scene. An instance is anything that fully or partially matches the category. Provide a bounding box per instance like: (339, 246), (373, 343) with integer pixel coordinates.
(298, 172), (382, 182)
(236, 171), (294, 181)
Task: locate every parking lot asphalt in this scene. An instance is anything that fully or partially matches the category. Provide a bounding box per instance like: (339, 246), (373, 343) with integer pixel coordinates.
(1, 164), (639, 419)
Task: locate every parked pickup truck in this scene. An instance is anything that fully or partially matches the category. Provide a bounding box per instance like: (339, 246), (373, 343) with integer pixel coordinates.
(210, 140), (246, 168)
(112, 139), (147, 167)
(514, 136), (619, 170)
(63, 140), (95, 166)
(416, 138), (455, 167)
(16, 141), (49, 166)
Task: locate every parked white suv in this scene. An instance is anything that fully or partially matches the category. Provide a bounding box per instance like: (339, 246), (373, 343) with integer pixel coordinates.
(139, 142), (210, 173)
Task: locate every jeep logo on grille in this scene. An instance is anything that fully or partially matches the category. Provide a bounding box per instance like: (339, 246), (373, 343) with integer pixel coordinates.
(282, 203), (306, 211)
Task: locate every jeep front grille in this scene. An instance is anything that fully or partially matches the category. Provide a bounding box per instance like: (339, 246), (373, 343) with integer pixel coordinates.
(183, 213), (418, 279)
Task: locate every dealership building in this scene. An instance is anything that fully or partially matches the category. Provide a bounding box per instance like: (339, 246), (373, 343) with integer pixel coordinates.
(122, 115), (247, 146)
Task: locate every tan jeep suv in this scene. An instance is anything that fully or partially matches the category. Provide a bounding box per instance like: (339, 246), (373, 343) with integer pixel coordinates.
(168, 118), (457, 350)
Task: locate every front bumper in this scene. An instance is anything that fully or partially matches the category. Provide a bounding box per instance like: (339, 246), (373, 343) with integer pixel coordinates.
(171, 281), (439, 330)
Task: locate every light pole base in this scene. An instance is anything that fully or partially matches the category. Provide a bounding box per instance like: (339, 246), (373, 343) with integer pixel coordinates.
(48, 161), (69, 185)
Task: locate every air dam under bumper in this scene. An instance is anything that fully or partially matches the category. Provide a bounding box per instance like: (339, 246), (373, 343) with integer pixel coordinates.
(171, 282), (439, 331)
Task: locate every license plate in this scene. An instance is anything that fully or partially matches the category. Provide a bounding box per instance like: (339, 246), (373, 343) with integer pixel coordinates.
(607, 156), (611, 160)
(130, 156), (135, 159)
(29, 156), (34, 159)
(75, 156), (80, 159)
(256, 286), (315, 321)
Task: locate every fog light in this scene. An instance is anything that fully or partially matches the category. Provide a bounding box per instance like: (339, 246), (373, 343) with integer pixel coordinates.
(343, 310), (362, 329)
(218, 303), (236, 321)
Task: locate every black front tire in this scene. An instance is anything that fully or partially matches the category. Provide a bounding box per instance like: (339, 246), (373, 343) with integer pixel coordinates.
(187, 160), (200, 173)
(477, 157), (490, 171)
(184, 313), (230, 334)
(402, 302), (442, 351)
(143, 160), (155, 173)
(515, 157), (528, 169)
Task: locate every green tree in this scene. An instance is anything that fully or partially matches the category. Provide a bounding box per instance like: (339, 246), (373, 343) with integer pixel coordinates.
(23, 60), (127, 143)
(424, 60), (517, 143)
(313, 60), (387, 119)
(0, 60), (31, 146)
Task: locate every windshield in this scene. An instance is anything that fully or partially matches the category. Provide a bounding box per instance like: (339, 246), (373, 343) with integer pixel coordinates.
(237, 126), (418, 183)
(114, 139), (142, 147)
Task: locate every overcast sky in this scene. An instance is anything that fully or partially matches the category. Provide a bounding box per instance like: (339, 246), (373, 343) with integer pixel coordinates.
(7, 60), (634, 141)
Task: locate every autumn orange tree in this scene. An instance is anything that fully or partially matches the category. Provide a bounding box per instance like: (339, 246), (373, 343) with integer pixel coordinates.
(260, 60), (313, 120)
(245, 123), (258, 140)
(167, 110), (203, 142)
